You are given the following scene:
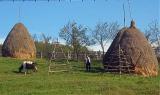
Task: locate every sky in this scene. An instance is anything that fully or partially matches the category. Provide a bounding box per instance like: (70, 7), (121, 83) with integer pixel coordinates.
(0, 0), (159, 51)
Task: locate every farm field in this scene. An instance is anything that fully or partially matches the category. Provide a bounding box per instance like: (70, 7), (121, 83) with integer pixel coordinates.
(0, 57), (159, 95)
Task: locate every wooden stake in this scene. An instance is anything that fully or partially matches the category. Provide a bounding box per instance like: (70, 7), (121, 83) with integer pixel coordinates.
(119, 45), (122, 74)
(123, 3), (126, 27)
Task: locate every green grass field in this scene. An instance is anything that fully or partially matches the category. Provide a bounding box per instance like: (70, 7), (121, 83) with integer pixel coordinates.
(0, 57), (159, 95)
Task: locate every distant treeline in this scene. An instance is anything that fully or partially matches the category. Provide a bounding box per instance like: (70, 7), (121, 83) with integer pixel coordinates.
(34, 40), (89, 60)
(0, 44), (1, 48)
(0, 44), (2, 56)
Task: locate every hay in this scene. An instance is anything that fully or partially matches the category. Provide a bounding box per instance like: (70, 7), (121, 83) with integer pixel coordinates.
(103, 20), (159, 77)
(2, 23), (36, 59)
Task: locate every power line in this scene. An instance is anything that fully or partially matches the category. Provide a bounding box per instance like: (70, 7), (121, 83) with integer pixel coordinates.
(0, 0), (104, 2)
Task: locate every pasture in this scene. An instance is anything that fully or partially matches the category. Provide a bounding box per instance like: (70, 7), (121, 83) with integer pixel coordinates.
(0, 57), (159, 95)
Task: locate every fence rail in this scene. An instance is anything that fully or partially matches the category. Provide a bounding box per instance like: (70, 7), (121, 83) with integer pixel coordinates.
(36, 51), (102, 60)
(0, 50), (102, 60)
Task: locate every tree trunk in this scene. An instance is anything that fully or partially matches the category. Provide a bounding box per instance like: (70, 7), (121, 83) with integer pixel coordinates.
(76, 52), (79, 61)
(73, 47), (77, 61)
(101, 43), (105, 57)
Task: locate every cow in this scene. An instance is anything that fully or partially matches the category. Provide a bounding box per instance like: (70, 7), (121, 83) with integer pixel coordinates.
(19, 61), (38, 75)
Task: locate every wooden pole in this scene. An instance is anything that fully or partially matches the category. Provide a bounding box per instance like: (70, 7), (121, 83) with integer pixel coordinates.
(119, 45), (122, 75)
(123, 3), (126, 27)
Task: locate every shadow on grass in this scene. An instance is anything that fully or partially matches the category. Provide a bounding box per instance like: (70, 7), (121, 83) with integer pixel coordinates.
(12, 70), (20, 74)
(72, 65), (105, 73)
(90, 67), (105, 73)
(12, 70), (35, 75)
(84, 67), (105, 73)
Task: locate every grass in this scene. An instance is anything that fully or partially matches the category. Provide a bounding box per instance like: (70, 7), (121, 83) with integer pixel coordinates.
(0, 57), (159, 95)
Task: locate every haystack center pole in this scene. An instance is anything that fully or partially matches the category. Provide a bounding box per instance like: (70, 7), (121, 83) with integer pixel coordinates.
(123, 3), (126, 27)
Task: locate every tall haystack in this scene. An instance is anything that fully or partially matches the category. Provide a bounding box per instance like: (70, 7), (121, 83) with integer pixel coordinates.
(103, 21), (159, 77)
(2, 23), (36, 59)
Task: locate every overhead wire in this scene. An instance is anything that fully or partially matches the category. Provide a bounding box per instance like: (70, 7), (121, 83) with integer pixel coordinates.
(0, 0), (99, 2)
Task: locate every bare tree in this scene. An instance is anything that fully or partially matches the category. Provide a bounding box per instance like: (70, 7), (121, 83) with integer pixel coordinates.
(32, 33), (53, 58)
(145, 20), (160, 47)
(32, 34), (38, 42)
(41, 33), (52, 54)
(92, 22), (120, 56)
(145, 20), (160, 56)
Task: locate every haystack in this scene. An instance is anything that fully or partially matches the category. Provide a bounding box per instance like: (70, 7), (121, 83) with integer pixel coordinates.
(103, 21), (159, 77)
(2, 23), (36, 59)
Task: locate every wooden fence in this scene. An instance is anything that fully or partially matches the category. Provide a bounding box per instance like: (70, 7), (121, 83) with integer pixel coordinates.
(36, 51), (103, 60)
(0, 50), (102, 60)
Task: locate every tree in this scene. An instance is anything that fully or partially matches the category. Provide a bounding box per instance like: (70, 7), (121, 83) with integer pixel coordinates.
(32, 33), (53, 58)
(0, 44), (2, 56)
(59, 21), (90, 60)
(145, 20), (160, 46)
(92, 22), (120, 56)
(145, 20), (160, 56)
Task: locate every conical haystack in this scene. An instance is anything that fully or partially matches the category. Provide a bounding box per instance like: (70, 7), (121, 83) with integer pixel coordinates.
(103, 21), (159, 77)
(2, 23), (36, 59)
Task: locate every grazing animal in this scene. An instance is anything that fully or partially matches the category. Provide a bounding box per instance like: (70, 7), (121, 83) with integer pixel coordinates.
(19, 61), (38, 75)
